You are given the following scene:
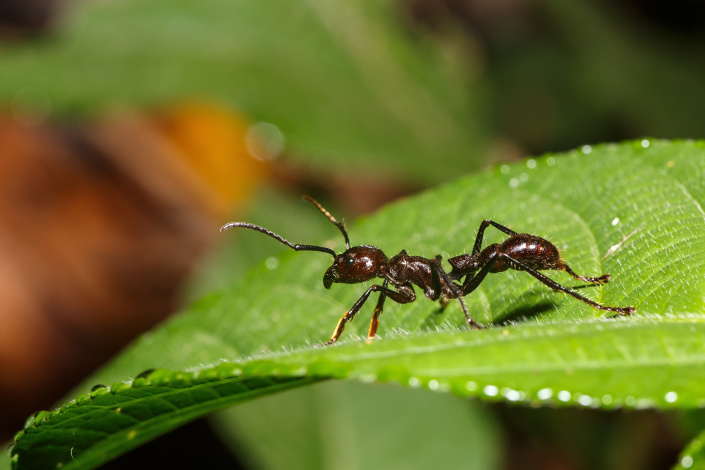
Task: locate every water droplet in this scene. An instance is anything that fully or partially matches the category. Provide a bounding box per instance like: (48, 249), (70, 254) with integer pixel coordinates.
(500, 164), (511, 174)
(466, 381), (477, 392)
(408, 377), (421, 387)
(503, 388), (522, 401)
(537, 388), (553, 400)
(625, 396), (636, 407)
(681, 455), (694, 468)
(557, 390), (571, 402)
(546, 157), (556, 166)
(428, 379), (439, 391)
(526, 159), (536, 169)
(581, 145), (592, 154)
(577, 395), (593, 407)
(24, 412), (40, 430)
(611, 217), (620, 226)
(519, 173), (529, 182)
(91, 384), (107, 392)
(246, 122), (285, 161)
(265, 257), (279, 270)
(483, 385), (498, 397)
(641, 139), (650, 148)
(141, 331), (154, 345)
(509, 178), (519, 188)
(601, 394), (613, 405)
(665, 391), (678, 403)
(127, 430), (138, 440)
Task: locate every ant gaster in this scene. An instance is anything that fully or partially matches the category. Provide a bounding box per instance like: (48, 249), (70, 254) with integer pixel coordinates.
(221, 196), (635, 345)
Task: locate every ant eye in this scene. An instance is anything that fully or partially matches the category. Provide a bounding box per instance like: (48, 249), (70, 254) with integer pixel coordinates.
(345, 256), (354, 267)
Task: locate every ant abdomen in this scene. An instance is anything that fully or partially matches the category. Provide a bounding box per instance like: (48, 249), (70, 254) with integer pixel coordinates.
(498, 234), (565, 272)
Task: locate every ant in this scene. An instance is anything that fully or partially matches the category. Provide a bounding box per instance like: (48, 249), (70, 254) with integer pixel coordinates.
(221, 196), (635, 345)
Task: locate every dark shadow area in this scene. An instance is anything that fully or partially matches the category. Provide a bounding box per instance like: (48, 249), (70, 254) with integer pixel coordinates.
(496, 300), (556, 326)
(101, 418), (247, 470)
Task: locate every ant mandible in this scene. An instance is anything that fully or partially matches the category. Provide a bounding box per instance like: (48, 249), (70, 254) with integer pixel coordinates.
(221, 196), (635, 345)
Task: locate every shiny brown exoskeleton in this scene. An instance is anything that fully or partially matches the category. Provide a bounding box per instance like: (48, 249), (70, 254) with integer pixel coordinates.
(221, 197), (634, 345)
(446, 220), (635, 316)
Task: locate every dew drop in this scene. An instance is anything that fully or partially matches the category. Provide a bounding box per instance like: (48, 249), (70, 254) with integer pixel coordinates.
(682, 455), (693, 468)
(503, 389), (522, 401)
(665, 391), (678, 403)
(611, 217), (620, 226)
(509, 178), (519, 188)
(641, 139), (650, 148)
(246, 122), (285, 161)
(500, 164), (511, 175)
(625, 396), (637, 407)
(601, 394), (613, 405)
(519, 173), (529, 182)
(546, 157), (556, 166)
(265, 257), (279, 270)
(91, 384), (107, 393)
(537, 388), (553, 400)
(577, 395), (593, 407)
(557, 390), (571, 402)
(484, 385), (499, 397)
(127, 430), (138, 440)
(428, 379), (439, 391)
(466, 381), (477, 392)
(408, 377), (421, 387)
(526, 159), (537, 169)
(581, 145), (592, 154)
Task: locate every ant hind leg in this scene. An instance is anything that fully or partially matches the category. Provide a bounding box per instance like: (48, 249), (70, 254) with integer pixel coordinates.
(564, 265), (610, 285)
(503, 254), (634, 316)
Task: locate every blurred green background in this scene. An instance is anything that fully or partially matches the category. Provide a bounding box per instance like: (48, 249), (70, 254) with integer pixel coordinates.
(1, 0), (704, 468)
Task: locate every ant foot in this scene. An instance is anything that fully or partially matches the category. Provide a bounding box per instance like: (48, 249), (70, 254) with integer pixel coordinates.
(597, 274), (611, 284)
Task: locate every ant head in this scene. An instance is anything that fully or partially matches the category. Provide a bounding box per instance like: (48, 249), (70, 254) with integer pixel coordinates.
(323, 246), (388, 288)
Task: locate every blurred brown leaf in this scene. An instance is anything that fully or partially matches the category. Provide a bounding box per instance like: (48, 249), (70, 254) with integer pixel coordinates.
(0, 103), (267, 439)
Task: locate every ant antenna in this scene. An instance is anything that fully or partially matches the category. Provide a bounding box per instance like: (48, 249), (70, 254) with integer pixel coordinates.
(302, 195), (351, 249)
(220, 222), (336, 258)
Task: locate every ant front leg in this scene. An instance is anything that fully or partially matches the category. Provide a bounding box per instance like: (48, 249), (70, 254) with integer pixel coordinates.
(326, 282), (415, 345)
(367, 278), (389, 343)
(472, 220), (518, 255)
(431, 256), (482, 330)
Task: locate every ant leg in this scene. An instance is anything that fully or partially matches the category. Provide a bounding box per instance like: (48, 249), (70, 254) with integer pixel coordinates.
(500, 254), (635, 316)
(367, 279), (389, 342)
(472, 220), (518, 255)
(326, 283), (415, 345)
(460, 255), (497, 296)
(564, 265), (610, 285)
(431, 256), (482, 330)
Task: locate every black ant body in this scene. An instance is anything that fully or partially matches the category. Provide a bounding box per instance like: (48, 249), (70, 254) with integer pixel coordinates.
(221, 196), (635, 345)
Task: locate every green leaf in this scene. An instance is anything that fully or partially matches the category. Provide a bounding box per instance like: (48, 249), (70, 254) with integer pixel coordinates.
(0, 0), (486, 183)
(214, 380), (501, 470)
(10, 140), (705, 469)
(10, 370), (321, 470)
